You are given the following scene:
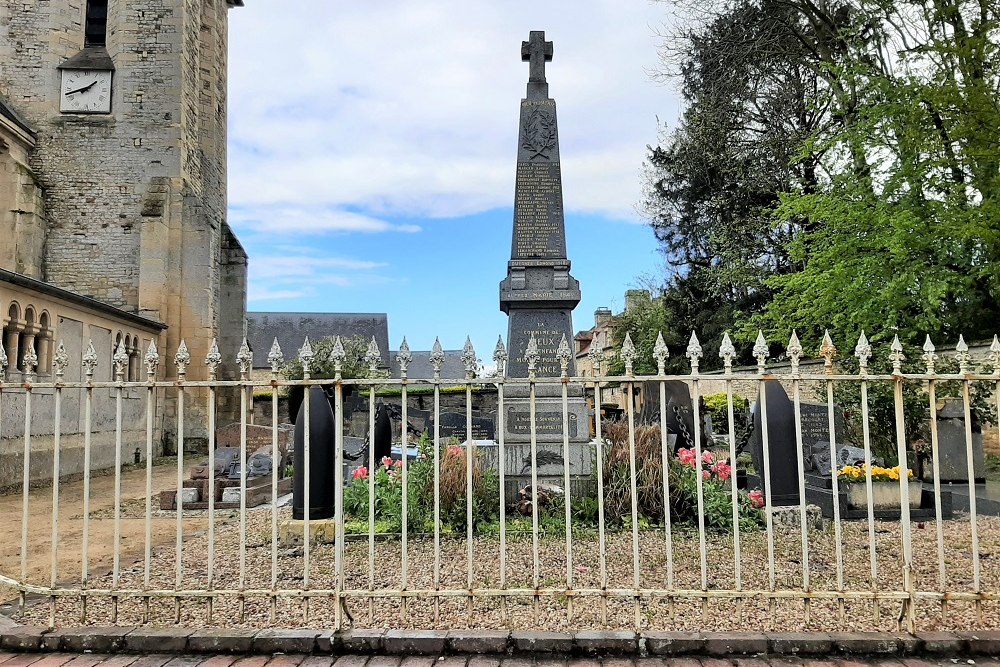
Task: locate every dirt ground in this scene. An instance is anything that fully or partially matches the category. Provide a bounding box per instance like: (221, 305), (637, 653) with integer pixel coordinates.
(0, 461), (213, 600)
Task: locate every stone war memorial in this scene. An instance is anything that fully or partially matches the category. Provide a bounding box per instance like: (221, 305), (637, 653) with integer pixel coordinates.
(3, 8), (1000, 657)
(497, 31), (592, 500)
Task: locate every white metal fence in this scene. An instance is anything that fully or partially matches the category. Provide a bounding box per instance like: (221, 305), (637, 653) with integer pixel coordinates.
(0, 330), (998, 632)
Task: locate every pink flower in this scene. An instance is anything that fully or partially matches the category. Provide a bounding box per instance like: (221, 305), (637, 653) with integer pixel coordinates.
(382, 456), (394, 468)
(677, 448), (696, 466)
(394, 460), (403, 468)
(748, 489), (764, 509)
(447, 445), (462, 457)
(702, 470), (711, 480)
(702, 450), (715, 465)
(711, 461), (732, 482)
(352, 466), (368, 480)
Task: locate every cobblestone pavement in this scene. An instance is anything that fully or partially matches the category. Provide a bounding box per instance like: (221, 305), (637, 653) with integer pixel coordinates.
(1, 655), (999, 667)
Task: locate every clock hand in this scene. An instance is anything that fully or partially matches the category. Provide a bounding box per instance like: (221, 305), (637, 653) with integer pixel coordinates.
(65, 79), (98, 96)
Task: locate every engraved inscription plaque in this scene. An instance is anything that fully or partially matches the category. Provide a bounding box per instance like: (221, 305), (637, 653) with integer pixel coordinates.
(507, 408), (579, 437)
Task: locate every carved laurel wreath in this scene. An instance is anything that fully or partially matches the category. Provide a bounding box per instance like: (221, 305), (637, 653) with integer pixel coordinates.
(521, 109), (557, 160)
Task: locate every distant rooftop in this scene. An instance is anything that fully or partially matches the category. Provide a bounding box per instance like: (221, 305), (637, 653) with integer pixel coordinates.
(246, 312), (389, 368)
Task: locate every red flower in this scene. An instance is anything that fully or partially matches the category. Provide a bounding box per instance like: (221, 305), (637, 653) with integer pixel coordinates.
(711, 461), (732, 482)
(677, 448), (696, 466)
(702, 450), (715, 465)
(748, 489), (764, 509)
(352, 466), (368, 480)
(382, 456), (394, 468)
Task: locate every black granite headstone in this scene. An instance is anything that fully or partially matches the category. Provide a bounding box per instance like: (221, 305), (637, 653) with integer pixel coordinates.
(636, 380), (710, 451)
(372, 402), (392, 462)
(293, 385), (337, 520)
(747, 380), (799, 505)
(797, 402), (851, 472)
(430, 411), (497, 441)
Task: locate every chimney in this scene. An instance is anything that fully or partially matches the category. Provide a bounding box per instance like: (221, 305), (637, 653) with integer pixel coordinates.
(594, 308), (612, 327)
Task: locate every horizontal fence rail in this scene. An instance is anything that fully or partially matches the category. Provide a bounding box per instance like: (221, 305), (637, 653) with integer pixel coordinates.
(0, 331), (997, 632)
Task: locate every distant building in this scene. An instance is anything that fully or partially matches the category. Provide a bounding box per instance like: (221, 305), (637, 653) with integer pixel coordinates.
(246, 312), (390, 375)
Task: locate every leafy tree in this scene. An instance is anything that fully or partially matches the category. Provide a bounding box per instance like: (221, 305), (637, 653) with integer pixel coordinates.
(645, 0), (1000, 350)
(283, 335), (388, 381)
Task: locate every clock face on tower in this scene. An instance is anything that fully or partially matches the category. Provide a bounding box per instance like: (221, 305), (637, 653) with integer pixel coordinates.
(59, 69), (113, 114)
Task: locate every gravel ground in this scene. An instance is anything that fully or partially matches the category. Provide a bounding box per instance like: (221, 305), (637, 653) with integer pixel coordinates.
(10, 503), (1000, 633)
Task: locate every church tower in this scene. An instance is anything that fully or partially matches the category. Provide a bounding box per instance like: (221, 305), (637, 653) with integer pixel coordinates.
(0, 0), (248, 388)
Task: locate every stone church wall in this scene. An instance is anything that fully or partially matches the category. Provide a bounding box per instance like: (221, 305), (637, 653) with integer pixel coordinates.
(0, 111), (46, 279)
(0, 0), (248, 443)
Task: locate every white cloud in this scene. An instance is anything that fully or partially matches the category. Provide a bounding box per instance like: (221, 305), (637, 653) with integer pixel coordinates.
(247, 287), (308, 302)
(230, 206), (421, 235)
(227, 1), (679, 224)
(247, 253), (394, 303)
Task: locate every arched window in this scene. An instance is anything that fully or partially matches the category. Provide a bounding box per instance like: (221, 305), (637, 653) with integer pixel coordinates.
(38, 312), (51, 374)
(20, 307), (36, 372)
(2, 303), (19, 373)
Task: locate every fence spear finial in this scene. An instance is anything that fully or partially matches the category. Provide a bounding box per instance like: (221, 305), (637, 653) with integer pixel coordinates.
(753, 330), (769, 375)
(396, 337), (413, 379)
(686, 330), (703, 375)
(719, 332), (735, 375)
(53, 340), (69, 380)
(237, 338), (253, 379)
(267, 338), (284, 378)
(365, 336), (382, 376)
(854, 330), (871, 375)
(493, 336), (508, 378)
(557, 334), (572, 378)
(889, 334), (905, 375)
(113, 339), (129, 382)
(956, 334), (971, 375)
(621, 332), (637, 376)
(298, 336), (314, 380)
(653, 331), (669, 376)
(175, 340), (191, 379)
(430, 337), (445, 380)
(820, 330), (837, 374)
(205, 338), (222, 380)
(787, 330), (803, 376)
(462, 336), (478, 380)
(144, 340), (159, 380)
(922, 335), (937, 375)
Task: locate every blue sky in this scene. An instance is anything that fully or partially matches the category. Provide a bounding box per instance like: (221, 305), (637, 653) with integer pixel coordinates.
(227, 1), (681, 355)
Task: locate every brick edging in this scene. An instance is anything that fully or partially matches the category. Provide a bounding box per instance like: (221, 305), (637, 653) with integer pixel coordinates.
(1, 625), (999, 658)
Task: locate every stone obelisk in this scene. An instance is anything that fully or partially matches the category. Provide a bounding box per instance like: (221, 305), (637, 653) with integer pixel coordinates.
(499, 31), (591, 497)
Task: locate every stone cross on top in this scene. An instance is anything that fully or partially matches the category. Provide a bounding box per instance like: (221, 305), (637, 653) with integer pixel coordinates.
(522, 30), (553, 83)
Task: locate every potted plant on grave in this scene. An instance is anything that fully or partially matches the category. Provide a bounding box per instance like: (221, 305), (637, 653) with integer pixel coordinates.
(838, 463), (921, 509)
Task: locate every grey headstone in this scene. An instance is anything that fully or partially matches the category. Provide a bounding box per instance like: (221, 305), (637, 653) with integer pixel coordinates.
(797, 402), (849, 447)
(935, 398), (986, 482)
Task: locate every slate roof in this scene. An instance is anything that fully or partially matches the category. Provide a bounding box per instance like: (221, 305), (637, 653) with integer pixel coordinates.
(389, 350), (468, 380)
(0, 93), (35, 139)
(246, 312), (389, 368)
